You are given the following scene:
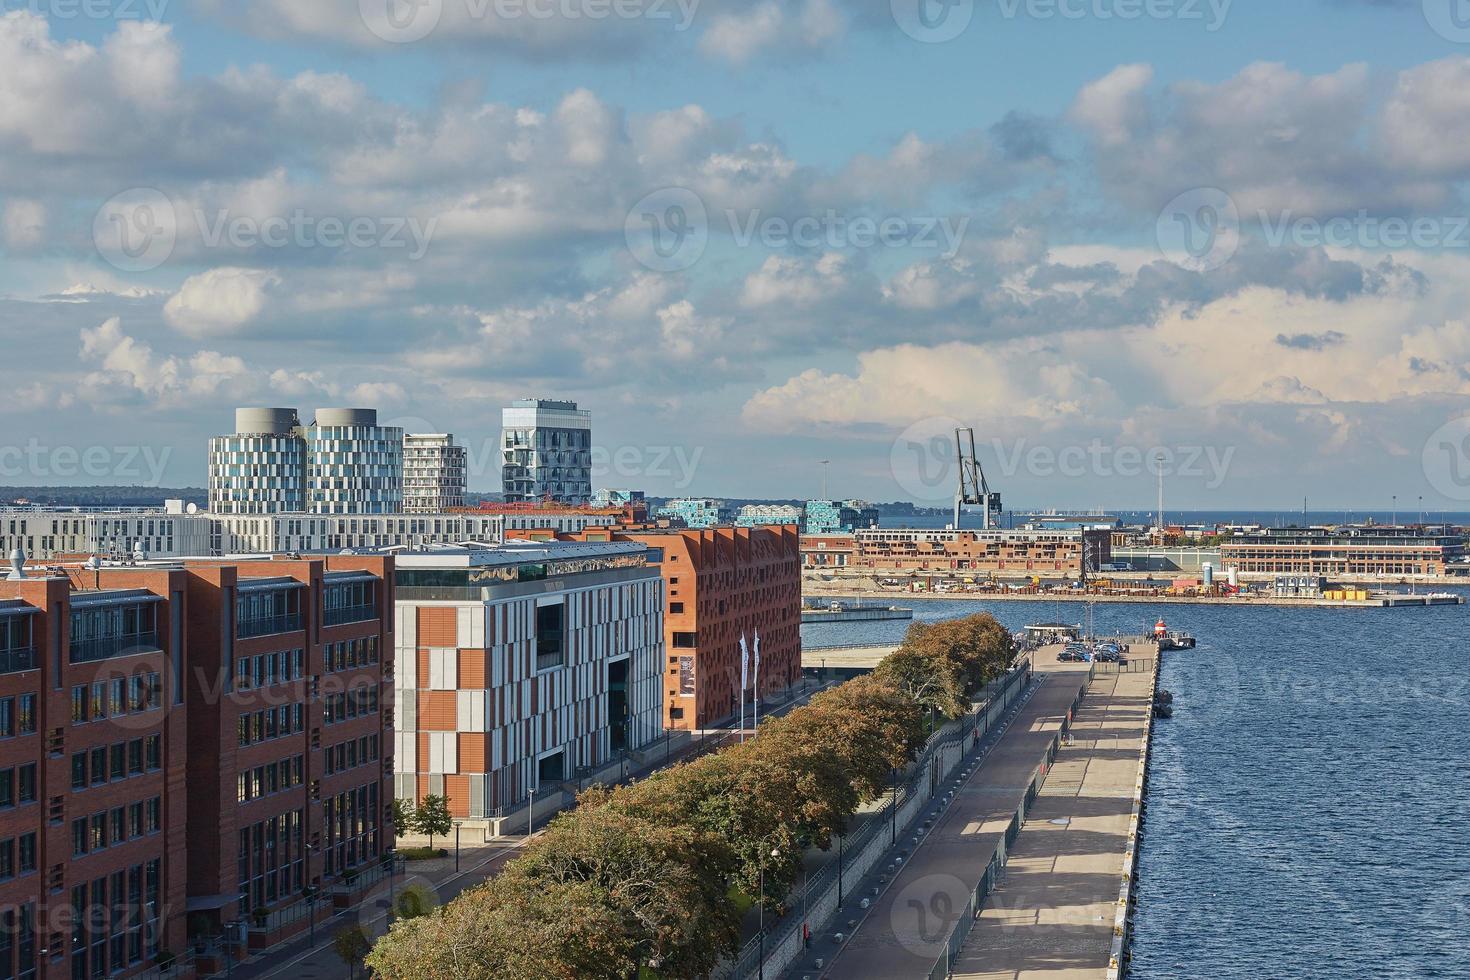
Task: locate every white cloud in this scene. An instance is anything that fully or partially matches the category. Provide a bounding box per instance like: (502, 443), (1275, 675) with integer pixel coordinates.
(163, 268), (281, 337)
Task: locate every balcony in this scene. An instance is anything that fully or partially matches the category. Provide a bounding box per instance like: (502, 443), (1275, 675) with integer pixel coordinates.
(237, 613), (305, 639)
(0, 646), (36, 675)
(323, 604), (378, 627)
(70, 632), (160, 664)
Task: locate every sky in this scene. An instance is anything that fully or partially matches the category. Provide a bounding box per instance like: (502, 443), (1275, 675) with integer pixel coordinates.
(4, 0), (1470, 511)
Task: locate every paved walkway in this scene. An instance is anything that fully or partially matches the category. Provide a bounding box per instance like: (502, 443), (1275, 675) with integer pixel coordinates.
(951, 662), (1155, 980)
(820, 663), (1092, 980)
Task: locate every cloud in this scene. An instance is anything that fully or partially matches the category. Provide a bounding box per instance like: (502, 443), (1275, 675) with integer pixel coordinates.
(163, 268), (281, 337)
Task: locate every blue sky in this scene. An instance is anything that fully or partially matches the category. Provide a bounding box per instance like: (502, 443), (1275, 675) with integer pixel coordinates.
(5, 0), (1470, 511)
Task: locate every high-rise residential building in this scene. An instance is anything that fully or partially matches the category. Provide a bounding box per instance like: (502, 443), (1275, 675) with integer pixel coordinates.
(302, 409), (404, 515)
(0, 554), (394, 978)
(208, 408), (404, 517)
(654, 498), (730, 529)
(500, 399), (592, 504)
(803, 499), (880, 535)
(403, 434), (467, 513)
(209, 408), (307, 515)
(391, 541), (664, 823)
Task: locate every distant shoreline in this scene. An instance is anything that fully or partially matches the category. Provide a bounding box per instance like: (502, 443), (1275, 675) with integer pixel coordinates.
(802, 587), (1466, 608)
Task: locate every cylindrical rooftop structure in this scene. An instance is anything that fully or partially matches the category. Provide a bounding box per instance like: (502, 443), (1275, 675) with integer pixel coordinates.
(235, 407), (299, 435)
(314, 408), (378, 427)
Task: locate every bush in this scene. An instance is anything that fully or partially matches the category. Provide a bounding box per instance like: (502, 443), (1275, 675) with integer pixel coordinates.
(397, 846), (447, 861)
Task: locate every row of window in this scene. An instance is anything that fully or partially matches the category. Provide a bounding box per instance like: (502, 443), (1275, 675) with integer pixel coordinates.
(71, 798), (163, 856)
(70, 673), (162, 723)
(323, 685), (379, 725)
(322, 781), (381, 876)
(0, 764), (37, 809)
(71, 736), (163, 789)
(0, 694), (37, 738)
(239, 809), (305, 911)
(324, 734), (380, 776)
(0, 903), (37, 980)
(325, 635), (380, 673)
(238, 703), (306, 747)
(236, 755), (306, 803)
(0, 832), (37, 879)
(69, 860), (162, 979)
(236, 649), (305, 689)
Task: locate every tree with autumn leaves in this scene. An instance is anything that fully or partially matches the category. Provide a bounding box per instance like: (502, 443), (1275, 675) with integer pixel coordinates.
(366, 614), (1011, 980)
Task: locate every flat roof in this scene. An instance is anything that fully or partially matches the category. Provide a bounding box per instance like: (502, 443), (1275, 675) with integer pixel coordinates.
(392, 540), (647, 569)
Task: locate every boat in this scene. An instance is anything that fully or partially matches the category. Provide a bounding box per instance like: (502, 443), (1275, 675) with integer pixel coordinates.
(1152, 617), (1196, 650)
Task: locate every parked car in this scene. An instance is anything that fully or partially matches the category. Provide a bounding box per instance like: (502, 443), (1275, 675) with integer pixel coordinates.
(1057, 649), (1084, 662)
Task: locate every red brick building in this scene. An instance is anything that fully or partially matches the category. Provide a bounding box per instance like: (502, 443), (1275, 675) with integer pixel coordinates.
(508, 525), (802, 731)
(0, 554), (393, 978)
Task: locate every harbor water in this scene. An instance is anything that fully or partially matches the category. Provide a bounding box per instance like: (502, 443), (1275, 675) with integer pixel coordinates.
(802, 593), (1470, 979)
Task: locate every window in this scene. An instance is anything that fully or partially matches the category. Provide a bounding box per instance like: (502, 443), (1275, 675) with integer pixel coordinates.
(72, 753), (87, 789)
(0, 698), (11, 737)
(18, 832), (35, 873)
(128, 739), (144, 775)
(72, 819), (87, 856)
(673, 631), (697, 648)
(110, 744), (126, 780)
(16, 694), (33, 735)
(669, 602), (685, 614)
(17, 764), (34, 804)
(71, 685), (88, 723)
(535, 601), (565, 672)
(145, 734), (160, 770)
(90, 747), (107, 785)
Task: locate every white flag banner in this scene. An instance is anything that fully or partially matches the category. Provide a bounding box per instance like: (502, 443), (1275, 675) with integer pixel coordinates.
(739, 634), (750, 691)
(753, 630), (761, 688)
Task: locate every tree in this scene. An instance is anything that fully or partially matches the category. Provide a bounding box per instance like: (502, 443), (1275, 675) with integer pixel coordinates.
(414, 794), (452, 849)
(332, 926), (371, 980)
(392, 884), (438, 922)
(388, 797), (417, 838)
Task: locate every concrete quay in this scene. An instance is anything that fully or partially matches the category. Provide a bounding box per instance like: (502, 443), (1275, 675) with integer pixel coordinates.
(810, 646), (1158, 980)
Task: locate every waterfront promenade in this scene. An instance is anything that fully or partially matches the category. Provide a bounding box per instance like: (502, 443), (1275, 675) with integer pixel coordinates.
(951, 658), (1156, 980)
(818, 659), (1092, 979)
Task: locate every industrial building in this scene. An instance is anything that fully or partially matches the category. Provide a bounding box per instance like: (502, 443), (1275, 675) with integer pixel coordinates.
(1219, 526), (1467, 577)
(390, 542), (664, 819)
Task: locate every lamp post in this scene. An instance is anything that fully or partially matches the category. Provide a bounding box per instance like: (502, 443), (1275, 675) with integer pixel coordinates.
(757, 846), (780, 980)
(837, 834), (844, 903)
(891, 768), (898, 845)
(302, 886), (319, 946)
(453, 821), (462, 873)
(527, 786), (536, 845)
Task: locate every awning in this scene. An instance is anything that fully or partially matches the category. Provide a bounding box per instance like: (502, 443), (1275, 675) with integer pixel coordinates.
(323, 571), (380, 585)
(0, 601), (38, 618)
(69, 590), (164, 610)
(186, 894), (242, 912)
(236, 577), (305, 594)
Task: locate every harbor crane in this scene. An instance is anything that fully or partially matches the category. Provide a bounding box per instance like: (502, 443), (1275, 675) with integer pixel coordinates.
(954, 427), (1002, 530)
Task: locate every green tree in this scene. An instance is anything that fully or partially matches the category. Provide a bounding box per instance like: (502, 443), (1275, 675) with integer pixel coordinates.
(392, 883), (438, 921)
(332, 925), (371, 980)
(388, 797), (417, 838)
(414, 794), (452, 849)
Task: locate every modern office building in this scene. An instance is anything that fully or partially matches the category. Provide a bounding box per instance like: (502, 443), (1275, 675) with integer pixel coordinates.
(208, 408), (404, 516)
(655, 498), (730, 529)
(391, 542), (664, 819)
(0, 554), (395, 977)
(735, 504), (803, 527)
(1219, 526), (1467, 577)
(509, 525), (803, 731)
(500, 399), (592, 504)
(208, 408), (308, 515)
(302, 409), (404, 515)
(403, 434), (467, 514)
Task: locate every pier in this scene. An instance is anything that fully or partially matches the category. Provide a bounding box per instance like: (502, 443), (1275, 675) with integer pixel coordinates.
(801, 603), (915, 624)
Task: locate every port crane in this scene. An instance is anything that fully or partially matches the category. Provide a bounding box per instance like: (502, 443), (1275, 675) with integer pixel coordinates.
(954, 427), (1002, 530)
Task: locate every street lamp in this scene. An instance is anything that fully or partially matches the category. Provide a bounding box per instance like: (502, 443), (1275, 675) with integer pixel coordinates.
(757, 846), (780, 980)
(453, 820), (462, 873)
(527, 785), (536, 845)
(302, 885), (320, 945)
(890, 767), (898, 845)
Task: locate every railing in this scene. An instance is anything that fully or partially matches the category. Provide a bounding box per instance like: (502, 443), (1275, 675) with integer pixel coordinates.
(924, 679), (1090, 979)
(718, 663), (1037, 980)
(0, 646), (36, 675)
(323, 604), (378, 627)
(236, 613), (303, 639)
(69, 632), (160, 664)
